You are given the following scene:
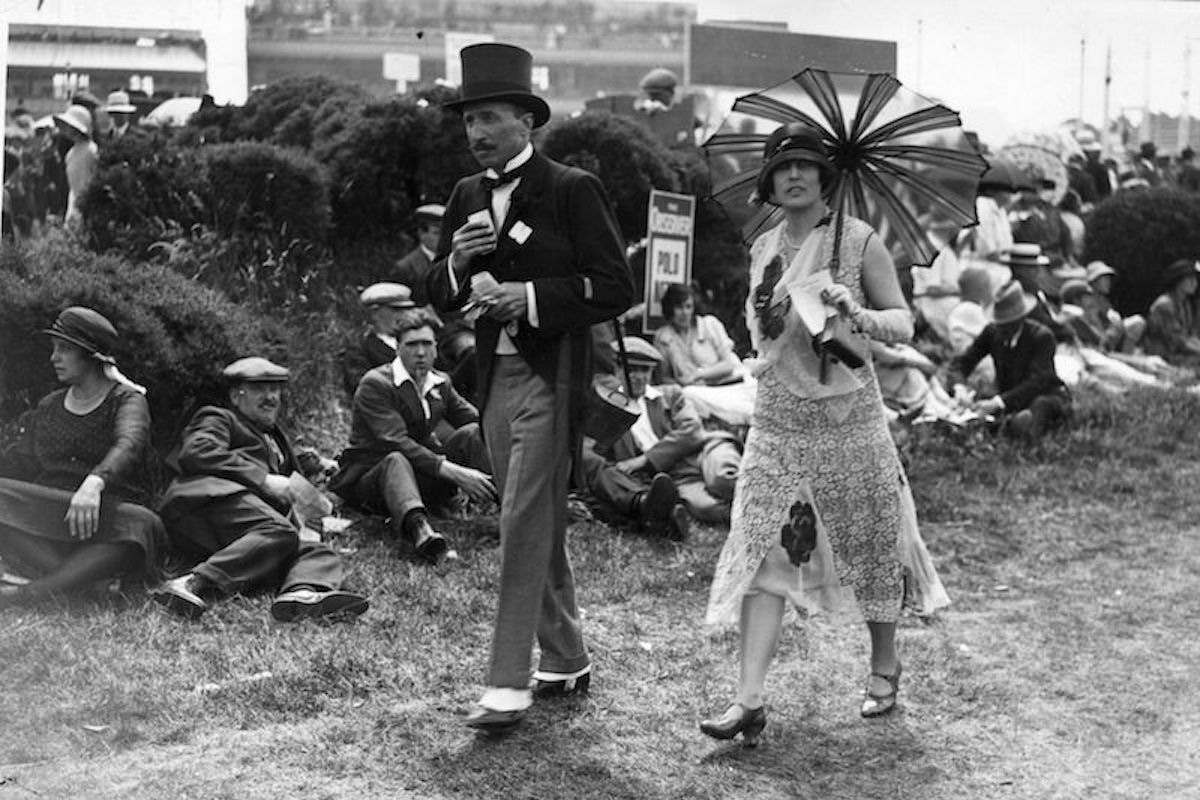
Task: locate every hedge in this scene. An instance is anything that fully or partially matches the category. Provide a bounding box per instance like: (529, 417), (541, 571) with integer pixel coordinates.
(1084, 187), (1200, 316)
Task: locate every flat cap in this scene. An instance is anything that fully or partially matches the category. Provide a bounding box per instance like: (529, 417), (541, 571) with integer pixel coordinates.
(222, 357), (290, 383)
(414, 203), (445, 220)
(612, 336), (663, 366)
(360, 282), (416, 308)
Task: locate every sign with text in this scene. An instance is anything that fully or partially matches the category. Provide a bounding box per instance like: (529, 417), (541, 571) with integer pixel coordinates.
(643, 189), (696, 331)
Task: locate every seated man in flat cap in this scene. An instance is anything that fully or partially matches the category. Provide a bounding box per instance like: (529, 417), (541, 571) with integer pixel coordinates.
(330, 311), (495, 567)
(581, 337), (742, 540)
(155, 357), (369, 621)
(341, 282), (419, 396)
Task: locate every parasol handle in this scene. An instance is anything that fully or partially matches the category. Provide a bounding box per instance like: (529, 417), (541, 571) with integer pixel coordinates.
(612, 318), (633, 396)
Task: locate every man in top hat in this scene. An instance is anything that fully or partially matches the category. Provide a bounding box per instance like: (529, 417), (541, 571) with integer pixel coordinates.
(341, 282), (419, 396)
(330, 310), (494, 567)
(427, 42), (634, 731)
(949, 281), (1071, 442)
(156, 357), (369, 622)
(581, 337), (740, 538)
(103, 90), (143, 142)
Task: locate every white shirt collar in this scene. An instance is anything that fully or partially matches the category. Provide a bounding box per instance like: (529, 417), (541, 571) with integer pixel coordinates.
(640, 384), (662, 401)
(391, 357), (448, 393)
(485, 143), (534, 180)
(420, 243), (436, 260)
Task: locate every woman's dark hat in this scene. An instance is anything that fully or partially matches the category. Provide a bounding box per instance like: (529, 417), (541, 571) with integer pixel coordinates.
(43, 306), (118, 364)
(756, 123), (832, 204)
(1162, 259), (1200, 290)
(443, 43), (551, 128)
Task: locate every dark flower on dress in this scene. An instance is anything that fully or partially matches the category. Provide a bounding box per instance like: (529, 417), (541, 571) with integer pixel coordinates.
(754, 254), (789, 340)
(781, 499), (818, 566)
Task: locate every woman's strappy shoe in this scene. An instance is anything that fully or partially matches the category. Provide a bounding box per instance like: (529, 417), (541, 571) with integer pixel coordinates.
(700, 703), (767, 747)
(861, 661), (902, 718)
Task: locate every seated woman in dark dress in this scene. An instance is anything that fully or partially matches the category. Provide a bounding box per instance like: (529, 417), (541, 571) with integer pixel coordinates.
(0, 307), (163, 605)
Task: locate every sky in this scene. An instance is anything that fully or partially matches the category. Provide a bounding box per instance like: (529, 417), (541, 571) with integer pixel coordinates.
(672, 0), (1200, 148)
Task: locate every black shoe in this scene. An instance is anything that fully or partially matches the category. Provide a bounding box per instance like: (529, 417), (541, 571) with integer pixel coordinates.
(700, 703), (767, 747)
(465, 705), (526, 733)
(666, 503), (690, 542)
(270, 589), (369, 622)
(635, 473), (678, 523)
(153, 574), (207, 620)
(861, 661), (902, 718)
(531, 666), (592, 698)
(408, 514), (458, 568)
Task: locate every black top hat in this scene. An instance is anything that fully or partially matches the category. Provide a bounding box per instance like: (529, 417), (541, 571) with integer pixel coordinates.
(43, 306), (119, 364)
(443, 43), (551, 128)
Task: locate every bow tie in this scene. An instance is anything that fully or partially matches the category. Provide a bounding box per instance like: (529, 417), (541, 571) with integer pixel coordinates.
(482, 166), (526, 191)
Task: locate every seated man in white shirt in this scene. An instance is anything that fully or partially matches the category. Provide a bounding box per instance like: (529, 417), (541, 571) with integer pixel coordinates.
(581, 337), (742, 539)
(330, 311), (495, 567)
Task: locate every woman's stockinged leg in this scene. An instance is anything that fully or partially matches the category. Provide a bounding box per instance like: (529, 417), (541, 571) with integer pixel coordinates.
(735, 592), (787, 709)
(866, 620), (899, 684)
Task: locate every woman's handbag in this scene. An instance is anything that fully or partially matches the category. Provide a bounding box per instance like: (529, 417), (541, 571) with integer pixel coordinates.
(814, 315), (868, 382)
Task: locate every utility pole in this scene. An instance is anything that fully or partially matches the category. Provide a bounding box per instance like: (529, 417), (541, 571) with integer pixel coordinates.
(1079, 37), (1086, 122)
(1102, 42), (1112, 156)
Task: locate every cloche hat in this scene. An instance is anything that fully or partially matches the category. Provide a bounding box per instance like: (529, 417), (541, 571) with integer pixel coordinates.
(756, 122), (833, 204)
(44, 306), (119, 364)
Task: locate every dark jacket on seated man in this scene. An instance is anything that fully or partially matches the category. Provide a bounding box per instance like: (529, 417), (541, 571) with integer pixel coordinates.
(331, 362), (488, 507)
(949, 281), (1071, 440)
(330, 313), (493, 566)
(155, 357), (367, 622)
(582, 337), (741, 537)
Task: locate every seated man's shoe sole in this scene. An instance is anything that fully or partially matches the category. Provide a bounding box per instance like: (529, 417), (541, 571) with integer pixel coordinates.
(640, 473), (678, 522)
(465, 706), (525, 733)
(153, 578), (207, 620)
(271, 590), (369, 622)
(532, 670), (591, 699)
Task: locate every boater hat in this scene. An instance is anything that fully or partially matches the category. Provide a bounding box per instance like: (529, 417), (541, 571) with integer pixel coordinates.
(998, 243), (1051, 268)
(443, 43), (550, 129)
(612, 336), (663, 368)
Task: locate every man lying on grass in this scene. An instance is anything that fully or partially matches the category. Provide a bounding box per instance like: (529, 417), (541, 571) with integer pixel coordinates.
(154, 357), (369, 622)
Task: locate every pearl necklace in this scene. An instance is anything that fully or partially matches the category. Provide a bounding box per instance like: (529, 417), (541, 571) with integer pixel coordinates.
(782, 224), (808, 251)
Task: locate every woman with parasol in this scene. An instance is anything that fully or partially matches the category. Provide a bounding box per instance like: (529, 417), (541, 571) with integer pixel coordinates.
(700, 122), (949, 744)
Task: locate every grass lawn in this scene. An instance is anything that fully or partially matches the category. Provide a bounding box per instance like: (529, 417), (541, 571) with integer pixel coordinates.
(2, 387), (1199, 799)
